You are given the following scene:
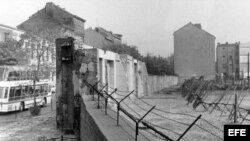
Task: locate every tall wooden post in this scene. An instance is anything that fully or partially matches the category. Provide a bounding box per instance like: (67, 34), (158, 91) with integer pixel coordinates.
(56, 37), (75, 133)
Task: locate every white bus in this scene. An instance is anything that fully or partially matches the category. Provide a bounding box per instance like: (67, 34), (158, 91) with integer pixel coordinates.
(0, 80), (53, 112)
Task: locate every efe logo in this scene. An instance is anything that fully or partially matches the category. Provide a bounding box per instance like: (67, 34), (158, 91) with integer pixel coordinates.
(224, 125), (250, 141)
(228, 129), (246, 136)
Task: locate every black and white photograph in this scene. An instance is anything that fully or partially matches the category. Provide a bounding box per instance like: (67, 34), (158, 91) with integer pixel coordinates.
(0, 0), (250, 141)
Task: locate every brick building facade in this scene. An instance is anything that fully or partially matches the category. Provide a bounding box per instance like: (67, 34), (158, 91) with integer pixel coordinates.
(216, 42), (240, 78)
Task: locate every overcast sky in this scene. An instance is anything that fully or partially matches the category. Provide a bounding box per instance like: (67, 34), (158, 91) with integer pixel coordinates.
(1, 0), (250, 57)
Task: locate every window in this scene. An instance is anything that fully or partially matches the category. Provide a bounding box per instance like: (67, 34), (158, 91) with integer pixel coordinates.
(4, 32), (10, 42)
(44, 85), (48, 93)
(35, 85), (40, 96)
(0, 87), (4, 98)
(4, 88), (8, 98)
(28, 86), (34, 95)
(236, 68), (239, 74)
(15, 87), (22, 100)
(40, 85), (44, 93)
(9, 87), (15, 101)
(0, 68), (5, 81)
(7, 71), (20, 81)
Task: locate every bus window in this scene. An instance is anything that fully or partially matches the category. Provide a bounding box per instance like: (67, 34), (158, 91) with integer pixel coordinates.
(20, 71), (25, 80)
(15, 87), (22, 100)
(28, 86), (34, 95)
(22, 86), (27, 97)
(0, 87), (4, 98)
(8, 71), (20, 81)
(44, 85), (48, 93)
(9, 87), (15, 101)
(0, 68), (5, 81)
(40, 85), (45, 95)
(8, 71), (14, 81)
(24, 86), (29, 95)
(4, 88), (8, 98)
(35, 85), (40, 96)
(27, 71), (30, 80)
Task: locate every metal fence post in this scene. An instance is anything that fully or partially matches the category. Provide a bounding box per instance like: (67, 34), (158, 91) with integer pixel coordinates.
(177, 115), (202, 141)
(104, 89), (117, 115)
(135, 122), (139, 141)
(117, 104), (120, 126)
(116, 90), (134, 126)
(234, 94), (238, 123)
(92, 80), (101, 101)
(135, 106), (155, 141)
(96, 84), (108, 109)
(97, 91), (100, 109)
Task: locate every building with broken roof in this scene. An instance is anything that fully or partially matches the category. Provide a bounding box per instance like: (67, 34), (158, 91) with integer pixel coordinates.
(173, 22), (216, 79)
(16, 2), (86, 79)
(84, 27), (122, 49)
(17, 2), (85, 42)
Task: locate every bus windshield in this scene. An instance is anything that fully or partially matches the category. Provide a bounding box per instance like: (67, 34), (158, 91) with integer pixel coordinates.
(0, 87), (5, 98)
(0, 68), (5, 81)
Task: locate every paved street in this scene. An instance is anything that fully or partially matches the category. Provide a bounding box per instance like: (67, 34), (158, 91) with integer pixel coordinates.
(0, 104), (60, 141)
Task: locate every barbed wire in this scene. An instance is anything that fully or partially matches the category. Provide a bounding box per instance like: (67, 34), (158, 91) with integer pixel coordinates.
(98, 99), (152, 141)
(128, 97), (223, 140)
(90, 81), (223, 140)
(133, 95), (224, 133)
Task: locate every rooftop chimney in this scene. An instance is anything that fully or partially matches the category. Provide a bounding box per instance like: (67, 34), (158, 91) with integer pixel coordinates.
(194, 23), (202, 29)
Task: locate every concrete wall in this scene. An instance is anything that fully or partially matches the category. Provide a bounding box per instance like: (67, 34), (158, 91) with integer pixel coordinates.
(97, 49), (148, 98)
(57, 44), (181, 141)
(72, 48), (108, 141)
(147, 75), (178, 95)
(137, 62), (148, 97)
(174, 23), (215, 78)
(80, 99), (108, 141)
